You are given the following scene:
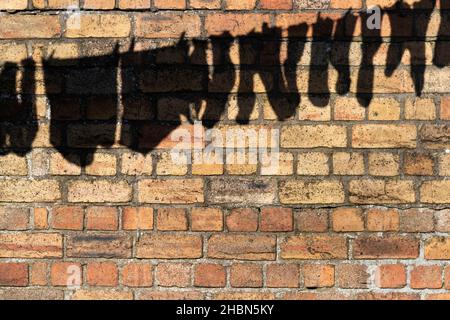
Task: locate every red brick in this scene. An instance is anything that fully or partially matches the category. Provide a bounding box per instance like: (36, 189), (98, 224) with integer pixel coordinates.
(281, 235), (348, 260)
(226, 208), (258, 232)
(0, 263), (28, 287)
(156, 263), (191, 288)
(230, 264), (263, 288)
(86, 262), (118, 287)
(260, 207), (293, 232)
(376, 264), (407, 289)
(302, 265), (335, 288)
(51, 206), (84, 231)
(122, 263), (153, 287)
(266, 264), (299, 288)
(194, 264), (226, 288)
(411, 265), (442, 289)
(445, 266), (450, 290)
(86, 207), (118, 231)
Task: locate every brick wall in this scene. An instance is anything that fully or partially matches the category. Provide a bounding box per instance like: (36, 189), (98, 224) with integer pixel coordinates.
(0, 0), (449, 300)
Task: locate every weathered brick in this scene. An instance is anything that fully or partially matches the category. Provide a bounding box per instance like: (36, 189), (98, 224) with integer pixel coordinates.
(281, 125), (347, 148)
(84, 0), (115, 9)
(399, 209), (434, 233)
(225, 0), (256, 9)
(266, 264), (299, 288)
(136, 234), (202, 259)
(191, 208), (223, 232)
(0, 233), (62, 258)
(226, 208), (258, 232)
(280, 180), (345, 204)
(376, 264), (407, 289)
(71, 290), (133, 300)
(296, 209), (329, 232)
(0, 0), (28, 10)
(0, 180), (61, 203)
(0, 207), (29, 230)
(30, 262), (47, 286)
(66, 14), (131, 38)
(425, 237), (450, 260)
(122, 207), (154, 230)
(122, 263), (153, 287)
(419, 125), (450, 149)
(136, 13), (201, 38)
(85, 153), (117, 176)
(157, 208), (188, 231)
(435, 210), (450, 232)
(33, 208), (49, 230)
(138, 179), (204, 204)
(333, 152), (364, 176)
(68, 180), (132, 203)
(336, 264), (369, 289)
(368, 152), (400, 176)
(405, 98), (436, 120)
(302, 265), (335, 288)
(0, 263), (28, 287)
(332, 208), (364, 232)
(260, 207), (293, 232)
(352, 125), (417, 148)
(404, 152), (434, 176)
(260, 0), (292, 9)
(230, 264), (263, 288)
(156, 263), (190, 288)
(0, 288), (63, 300)
(51, 262), (82, 286)
(119, 0), (150, 8)
(366, 208), (399, 232)
(411, 265), (442, 289)
(297, 152), (329, 176)
(154, 0), (185, 8)
(0, 154), (27, 175)
(209, 178), (276, 204)
(208, 235), (276, 260)
(349, 179), (415, 204)
(353, 236), (419, 259)
(66, 234), (132, 258)
(86, 207), (119, 231)
(0, 16), (61, 38)
(194, 264), (226, 288)
(86, 262), (118, 287)
(420, 180), (450, 204)
(52, 206), (84, 230)
(280, 235), (347, 260)
(205, 14), (270, 36)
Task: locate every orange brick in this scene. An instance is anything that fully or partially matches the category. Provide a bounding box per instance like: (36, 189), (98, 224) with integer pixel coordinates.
(34, 208), (48, 230)
(336, 264), (369, 289)
(156, 263), (191, 288)
(194, 264), (226, 288)
(0, 207), (29, 231)
(86, 262), (118, 287)
(404, 152), (434, 176)
(190, 0), (220, 9)
(332, 208), (364, 232)
(260, 0), (292, 9)
(0, 0), (28, 10)
(225, 0), (256, 9)
(83, 0), (115, 9)
(122, 207), (154, 230)
(410, 266), (442, 289)
(191, 208), (223, 231)
(260, 207), (293, 232)
(376, 264), (406, 289)
(226, 208), (258, 232)
(230, 264), (263, 288)
(51, 206), (84, 231)
(0, 16), (61, 39)
(445, 266), (450, 290)
(366, 208), (400, 231)
(30, 262), (48, 286)
(302, 265), (335, 288)
(136, 13), (201, 38)
(157, 208), (188, 231)
(122, 263), (153, 287)
(441, 96), (450, 120)
(154, 0), (185, 9)
(86, 207), (118, 231)
(266, 264), (299, 288)
(119, 0), (150, 8)
(51, 262), (81, 287)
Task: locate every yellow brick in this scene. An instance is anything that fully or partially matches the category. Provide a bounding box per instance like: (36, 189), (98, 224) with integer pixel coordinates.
(333, 152), (365, 176)
(280, 180), (345, 204)
(0, 180), (61, 202)
(282, 125), (347, 148)
(0, 0), (28, 10)
(297, 152), (329, 176)
(68, 180), (132, 203)
(368, 98), (401, 120)
(66, 14), (131, 38)
(368, 152), (400, 176)
(85, 153), (117, 176)
(352, 125), (417, 148)
(421, 181), (450, 204)
(0, 154), (28, 176)
(405, 98), (436, 120)
(50, 153), (81, 176)
(439, 154), (450, 176)
(121, 152), (153, 175)
(156, 152), (188, 176)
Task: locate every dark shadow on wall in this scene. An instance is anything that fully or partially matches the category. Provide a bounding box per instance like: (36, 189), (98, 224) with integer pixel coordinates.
(0, 0), (448, 165)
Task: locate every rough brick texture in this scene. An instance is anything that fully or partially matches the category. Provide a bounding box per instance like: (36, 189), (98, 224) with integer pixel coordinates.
(0, 0), (449, 301)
